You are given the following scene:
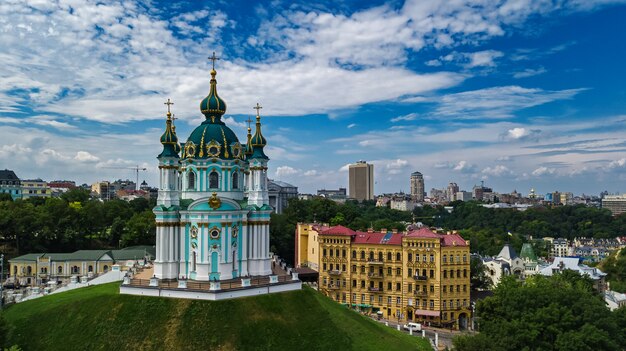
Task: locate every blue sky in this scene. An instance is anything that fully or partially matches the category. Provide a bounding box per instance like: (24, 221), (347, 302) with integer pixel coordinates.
(1, 0), (626, 195)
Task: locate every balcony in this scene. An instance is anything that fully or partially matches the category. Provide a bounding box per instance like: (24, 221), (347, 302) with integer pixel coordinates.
(328, 284), (340, 290)
(368, 272), (384, 279)
(413, 275), (428, 281)
(367, 259), (383, 265)
(328, 270), (342, 276)
(414, 290), (427, 296)
(368, 287), (381, 292)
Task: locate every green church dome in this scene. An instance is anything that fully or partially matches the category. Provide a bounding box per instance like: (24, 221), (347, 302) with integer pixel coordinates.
(158, 112), (180, 158)
(183, 121), (243, 160)
(200, 69), (226, 122)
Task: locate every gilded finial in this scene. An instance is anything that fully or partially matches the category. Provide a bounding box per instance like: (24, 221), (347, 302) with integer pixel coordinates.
(164, 98), (174, 118)
(208, 51), (220, 71)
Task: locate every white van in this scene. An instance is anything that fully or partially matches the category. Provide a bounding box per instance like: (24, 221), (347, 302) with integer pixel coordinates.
(403, 322), (422, 331)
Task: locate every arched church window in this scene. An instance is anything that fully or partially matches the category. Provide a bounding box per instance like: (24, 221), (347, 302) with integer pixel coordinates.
(58, 266), (62, 274)
(188, 172), (196, 190)
(232, 172), (239, 190)
(209, 171), (219, 189)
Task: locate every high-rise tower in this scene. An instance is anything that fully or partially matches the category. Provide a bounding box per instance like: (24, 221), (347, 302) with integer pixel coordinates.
(348, 161), (374, 201)
(410, 171), (424, 201)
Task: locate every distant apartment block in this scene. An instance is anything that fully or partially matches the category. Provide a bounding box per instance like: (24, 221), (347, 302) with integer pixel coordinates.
(602, 194), (626, 216)
(0, 169), (22, 200)
(21, 179), (51, 199)
(410, 172), (425, 202)
(349, 161), (374, 201)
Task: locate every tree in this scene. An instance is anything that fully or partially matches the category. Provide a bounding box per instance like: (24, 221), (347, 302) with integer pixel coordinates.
(470, 257), (490, 290)
(0, 193), (13, 202)
(454, 273), (625, 350)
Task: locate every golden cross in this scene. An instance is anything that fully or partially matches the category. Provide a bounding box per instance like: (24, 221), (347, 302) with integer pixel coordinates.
(246, 116), (253, 129)
(164, 98), (174, 114)
(253, 103), (262, 117)
(171, 114), (178, 126)
(208, 51), (220, 70)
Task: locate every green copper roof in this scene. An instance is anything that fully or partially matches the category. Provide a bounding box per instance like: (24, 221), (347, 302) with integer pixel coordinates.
(520, 243), (538, 261)
(200, 69), (226, 122)
(158, 113), (180, 159)
(249, 115), (268, 159)
(183, 122), (242, 160)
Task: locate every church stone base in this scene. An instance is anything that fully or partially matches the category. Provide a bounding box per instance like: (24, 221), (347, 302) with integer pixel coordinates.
(120, 275), (301, 301)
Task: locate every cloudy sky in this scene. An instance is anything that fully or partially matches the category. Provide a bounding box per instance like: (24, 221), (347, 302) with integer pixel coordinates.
(2, 0), (626, 196)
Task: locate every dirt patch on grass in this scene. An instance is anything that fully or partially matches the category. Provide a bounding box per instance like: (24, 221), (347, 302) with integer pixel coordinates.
(163, 299), (191, 350)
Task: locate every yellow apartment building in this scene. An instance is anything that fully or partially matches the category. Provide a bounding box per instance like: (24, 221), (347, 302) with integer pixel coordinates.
(296, 223), (471, 330)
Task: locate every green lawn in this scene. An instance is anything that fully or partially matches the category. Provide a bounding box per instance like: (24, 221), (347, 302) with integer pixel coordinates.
(1, 284), (430, 351)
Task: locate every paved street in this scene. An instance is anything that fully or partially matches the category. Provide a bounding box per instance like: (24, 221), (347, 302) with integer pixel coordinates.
(370, 316), (471, 349)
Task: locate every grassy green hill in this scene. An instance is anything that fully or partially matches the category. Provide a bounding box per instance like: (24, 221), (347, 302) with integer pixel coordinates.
(1, 283), (430, 351)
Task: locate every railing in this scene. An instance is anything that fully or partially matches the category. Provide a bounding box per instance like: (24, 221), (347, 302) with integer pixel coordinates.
(328, 270), (342, 276)
(414, 290), (427, 296)
(368, 287), (381, 292)
(367, 259), (384, 265)
(127, 275), (294, 292)
(368, 272), (383, 278)
(413, 275), (428, 281)
(328, 284), (340, 290)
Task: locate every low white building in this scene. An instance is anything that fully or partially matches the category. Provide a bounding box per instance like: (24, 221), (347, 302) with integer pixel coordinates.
(539, 257), (607, 292)
(605, 290), (626, 311)
(482, 244), (525, 287)
(390, 199), (418, 212)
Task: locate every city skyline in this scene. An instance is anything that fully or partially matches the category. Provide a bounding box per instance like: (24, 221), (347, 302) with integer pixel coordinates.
(2, 1), (626, 195)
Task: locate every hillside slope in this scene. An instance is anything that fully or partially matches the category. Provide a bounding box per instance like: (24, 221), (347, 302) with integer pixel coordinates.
(2, 283), (430, 351)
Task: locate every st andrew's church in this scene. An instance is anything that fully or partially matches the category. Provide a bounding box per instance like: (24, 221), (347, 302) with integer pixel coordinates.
(154, 60), (273, 281)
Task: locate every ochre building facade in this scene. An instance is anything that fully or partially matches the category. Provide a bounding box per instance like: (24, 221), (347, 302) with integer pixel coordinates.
(296, 224), (471, 329)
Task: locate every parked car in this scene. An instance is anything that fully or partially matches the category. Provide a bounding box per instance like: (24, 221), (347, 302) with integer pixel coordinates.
(403, 322), (422, 332)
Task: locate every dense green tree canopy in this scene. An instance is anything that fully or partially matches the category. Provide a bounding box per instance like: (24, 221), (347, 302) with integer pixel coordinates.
(0, 194), (155, 257)
(454, 273), (626, 351)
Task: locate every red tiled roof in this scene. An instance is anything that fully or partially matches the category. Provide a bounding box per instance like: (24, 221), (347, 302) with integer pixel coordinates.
(352, 231), (402, 245)
(441, 234), (467, 247)
(406, 227), (439, 238)
(320, 225), (356, 236)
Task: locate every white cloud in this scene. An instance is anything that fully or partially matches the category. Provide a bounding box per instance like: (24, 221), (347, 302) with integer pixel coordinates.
(303, 170), (319, 176)
(505, 127), (542, 140)
(390, 113), (418, 123)
(347, 123), (357, 129)
(434, 86), (585, 119)
(531, 166), (556, 176)
(385, 158), (409, 175)
(465, 50), (504, 68)
(513, 67), (547, 78)
(74, 151), (100, 162)
(481, 165), (513, 177)
(275, 166), (300, 177)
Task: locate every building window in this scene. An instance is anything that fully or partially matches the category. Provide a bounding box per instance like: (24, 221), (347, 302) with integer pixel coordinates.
(360, 251), (365, 259)
(430, 270), (434, 278)
(342, 264), (346, 272)
(329, 249), (333, 257)
(450, 270), (454, 278)
(396, 268), (401, 276)
(342, 250), (346, 258)
(232, 172), (239, 189)
(430, 254), (434, 262)
(463, 254), (467, 263)
(387, 267), (392, 275)
(361, 281), (365, 288)
(352, 250), (356, 259)
(188, 172), (196, 190)
(430, 285), (434, 293)
(408, 253), (413, 261)
(396, 252), (401, 261)
(408, 284), (412, 292)
(388, 282), (392, 290)
(422, 254), (427, 262)
(353, 293), (356, 301)
(408, 268), (413, 277)
(463, 269), (467, 278)
(443, 255), (447, 263)
(323, 248), (327, 257)
(379, 295), (383, 303)
(443, 271), (447, 278)
(396, 297), (401, 305)
(430, 300), (434, 309)
(323, 263), (327, 271)
(336, 249), (340, 257)
(209, 171), (219, 189)
(387, 252), (392, 261)
(443, 286), (447, 293)
(57, 266), (63, 274)
(387, 296), (392, 305)
(352, 280), (356, 287)
(88, 265), (93, 272)
(361, 266), (365, 273)
(361, 294), (365, 302)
